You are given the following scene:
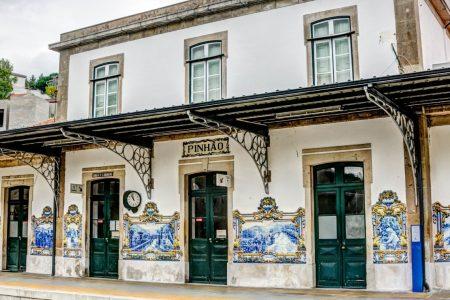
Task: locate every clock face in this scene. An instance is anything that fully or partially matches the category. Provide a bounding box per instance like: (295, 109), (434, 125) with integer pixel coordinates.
(126, 191), (141, 208)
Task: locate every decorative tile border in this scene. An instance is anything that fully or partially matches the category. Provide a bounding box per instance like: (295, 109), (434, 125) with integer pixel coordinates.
(30, 206), (54, 256)
(63, 204), (82, 258)
(372, 190), (408, 264)
(432, 202), (450, 262)
(233, 197), (306, 264)
(122, 202), (182, 261)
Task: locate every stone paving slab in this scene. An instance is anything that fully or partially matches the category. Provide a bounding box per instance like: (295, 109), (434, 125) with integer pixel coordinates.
(0, 272), (445, 300)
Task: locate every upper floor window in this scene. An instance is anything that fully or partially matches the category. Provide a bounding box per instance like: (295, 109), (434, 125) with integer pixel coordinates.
(312, 18), (353, 85)
(92, 62), (119, 117)
(189, 42), (223, 103)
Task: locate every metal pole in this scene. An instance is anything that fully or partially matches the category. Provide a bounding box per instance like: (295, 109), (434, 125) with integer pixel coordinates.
(51, 157), (60, 277)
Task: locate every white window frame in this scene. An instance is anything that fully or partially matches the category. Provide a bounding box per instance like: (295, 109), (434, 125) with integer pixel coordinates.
(312, 18), (353, 85)
(189, 42), (222, 103)
(93, 63), (119, 117)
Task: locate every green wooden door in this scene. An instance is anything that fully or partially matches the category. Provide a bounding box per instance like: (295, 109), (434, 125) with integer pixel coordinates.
(189, 173), (228, 284)
(314, 163), (366, 288)
(90, 179), (120, 278)
(7, 186), (29, 272)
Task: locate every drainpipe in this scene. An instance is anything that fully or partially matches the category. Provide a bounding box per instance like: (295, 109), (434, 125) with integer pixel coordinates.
(413, 112), (429, 292)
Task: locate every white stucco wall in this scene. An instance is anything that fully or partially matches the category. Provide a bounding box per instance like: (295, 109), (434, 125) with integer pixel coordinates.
(429, 125), (450, 289)
(418, 0), (450, 70)
(66, 0), (398, 121)
(54, 117), (411, 290)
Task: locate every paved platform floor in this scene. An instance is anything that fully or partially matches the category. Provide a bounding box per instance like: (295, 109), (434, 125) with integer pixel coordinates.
(0, 272), (447, 300)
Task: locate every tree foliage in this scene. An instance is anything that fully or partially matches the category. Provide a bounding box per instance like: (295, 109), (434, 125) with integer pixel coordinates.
(0, 58), (17, 99)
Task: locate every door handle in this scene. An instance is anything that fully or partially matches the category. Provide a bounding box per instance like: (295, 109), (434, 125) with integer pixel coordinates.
(341, 242), (346, 250)
(105, 238), (109, 243)
(208, 238), (212, 243)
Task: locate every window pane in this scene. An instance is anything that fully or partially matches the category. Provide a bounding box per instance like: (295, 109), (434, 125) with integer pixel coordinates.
(108, 94), (118, 108)
(317, 58), (332, 73)
(345, 189), (365, 214)
(208, 60), (220, 75)
(208, 76), (220, 90)
(23, 188), (29, 201)
(333, 18), (350, 34)
(317, 191), (336, 215)
(346, 215), (365, 239)
(95, 95), (105, 108)
(319, 216), (337, 239)
(191, 45), (205, 60)
(192, 92), (205, 103)
(334, 38), (350, 55)
(95, 66), (106, 79)
(213, 195), (227, 217)
(315, 42), (331, 58)
(317, 74), (332, 85)
(107, 106), (117, 116)
(344, 166), (364, 183)
(192, 197), (206, 218)
(192, 63), (205, 77)
(313, 21), (330, 38)
(108, 64), (119, 76)
(10, 188), (20, 201)
(191, 176), (206, 190)
(208, 42), (222, 57)
(95, 82), (106, 95)
(95, 108), (105, 117)
(208, 89), (220, 101)
(214, 217), (227, 238)
(336, 70), (352, 83)
(193, 78), (204, 92)
(108, 79), (118, 93)
(316, 167), (335, 185)
(335, 55), (351, 72)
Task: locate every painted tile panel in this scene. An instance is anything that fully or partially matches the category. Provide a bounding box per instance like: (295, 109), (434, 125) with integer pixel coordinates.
(30, 206), (53, 256)
(233, 197), (306, 264)
(122, 202), (182, 261)
(372, 190), (408, 264)
(432, 202), (450, 262)
(63, 204), (82, 258)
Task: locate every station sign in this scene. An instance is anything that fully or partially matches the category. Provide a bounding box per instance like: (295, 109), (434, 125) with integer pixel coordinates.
(182, 138), (230, 158)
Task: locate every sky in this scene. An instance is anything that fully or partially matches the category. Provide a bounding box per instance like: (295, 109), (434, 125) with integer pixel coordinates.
(0, 0), (185, 78)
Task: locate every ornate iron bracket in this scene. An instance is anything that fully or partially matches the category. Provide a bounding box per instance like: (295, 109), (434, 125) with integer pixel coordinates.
(364, 85), (421, 206)
(187, 110), (271, 194)
(61, 129), (153, 199)
(0, 149), (60, 203)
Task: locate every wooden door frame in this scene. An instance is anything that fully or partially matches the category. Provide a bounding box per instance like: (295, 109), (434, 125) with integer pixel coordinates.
(81, 165), (125, 277)
(313, 162), (366, 288)
(301, 144), (374, 289)
(1, 175), (34, 271)
(179, 155), (234, 283)
(188, 172), (228, 283)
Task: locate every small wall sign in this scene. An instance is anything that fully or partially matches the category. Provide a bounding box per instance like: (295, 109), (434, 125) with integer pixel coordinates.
(70, 184), (83, 194)
(182, 138), (230, 158)
(216, 174), (232, 188)
(92, 172), (114, 178)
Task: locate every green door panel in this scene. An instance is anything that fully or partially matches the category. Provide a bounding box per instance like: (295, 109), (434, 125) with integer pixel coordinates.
(314, 163), (366, 289)
(7, 186), (29, 272)
(7, 238), (19, 272)
(90, 179), (119, 278)
(189, 173), (228, 284)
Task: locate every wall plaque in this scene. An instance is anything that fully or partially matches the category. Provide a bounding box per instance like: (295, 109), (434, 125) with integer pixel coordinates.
(182, 138), (230, 158)
(70, 183), (83, 194)
(92, 172), (114, 178)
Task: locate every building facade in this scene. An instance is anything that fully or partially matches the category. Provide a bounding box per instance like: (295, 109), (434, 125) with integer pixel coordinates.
(0, 0), (449, 293)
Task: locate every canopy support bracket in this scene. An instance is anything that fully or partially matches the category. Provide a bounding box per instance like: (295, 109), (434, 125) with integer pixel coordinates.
(187, 110), (270, 194)
(364, 84), (421, 205)
(61, 129), (153, 199)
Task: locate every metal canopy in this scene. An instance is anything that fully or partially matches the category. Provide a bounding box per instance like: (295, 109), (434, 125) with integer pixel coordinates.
(0, 68), (450, 153)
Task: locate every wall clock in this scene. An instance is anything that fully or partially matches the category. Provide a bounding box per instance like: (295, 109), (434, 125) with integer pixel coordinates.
(123, 190), (142, 213)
